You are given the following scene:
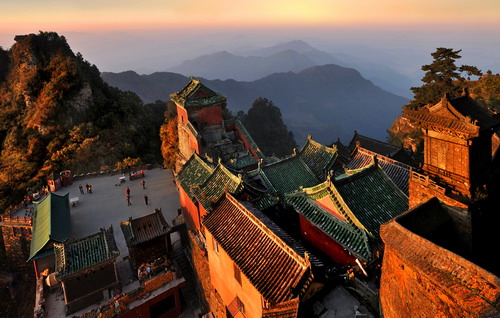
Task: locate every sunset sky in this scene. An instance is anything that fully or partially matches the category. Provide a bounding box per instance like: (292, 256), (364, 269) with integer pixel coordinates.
(1, 0), (499, 31)
(1, 0), (499, 75)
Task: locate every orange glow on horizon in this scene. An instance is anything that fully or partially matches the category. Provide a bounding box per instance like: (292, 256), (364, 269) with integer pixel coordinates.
(1, 0), (499, 33)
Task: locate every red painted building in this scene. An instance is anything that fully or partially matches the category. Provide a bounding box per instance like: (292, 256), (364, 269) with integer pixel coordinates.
(203, 193), (313, 318)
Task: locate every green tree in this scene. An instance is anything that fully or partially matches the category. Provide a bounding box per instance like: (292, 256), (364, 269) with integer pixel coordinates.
(243, 98), (297, 157)
(408, 48), (482, 109)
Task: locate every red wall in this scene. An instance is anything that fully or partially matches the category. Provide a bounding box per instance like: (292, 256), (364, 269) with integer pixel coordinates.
(236, 128), (259, 159)
(121, 284), (183, 318)
(299, 215), (357, 265)
(192, 105), (223, 127)
(178, 186), (202, 231)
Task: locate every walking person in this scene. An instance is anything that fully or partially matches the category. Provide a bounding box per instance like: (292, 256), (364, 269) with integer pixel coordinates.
(127, 195), (131, 206)
(88, 184), (93, 194)
(141, 179), (145, 190)
(86, 184), (90, 193)
(126, 186), (130, 197)
(79, 184), (85, 195)
(144, 194), (149, 206)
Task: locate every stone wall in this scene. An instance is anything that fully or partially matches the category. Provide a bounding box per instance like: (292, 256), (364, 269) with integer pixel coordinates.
(408, 174), (468, 209)
(188, 230), (225, 317)
(380, 220), (500, 318)
(0, 216), (32, 267)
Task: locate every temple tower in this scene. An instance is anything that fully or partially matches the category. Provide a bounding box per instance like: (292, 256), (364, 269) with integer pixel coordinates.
(404, 93), (499, 208)
(170, 79), (227, 168)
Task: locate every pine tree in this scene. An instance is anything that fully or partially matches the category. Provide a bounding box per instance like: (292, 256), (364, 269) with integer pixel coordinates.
(408, 48), (482, 109)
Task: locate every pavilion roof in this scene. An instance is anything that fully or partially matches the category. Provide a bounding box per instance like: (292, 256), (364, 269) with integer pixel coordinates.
(29, 193), (72, 261)
(55, 226), (119, 279)
(298, 136), (338, 180)
(286, 192), (371, 261)
(348, 131), (401, 157)
(192, 163), (243, 212)
(177, 153), (214, 198)
(334, 164), (408, 236)
(120, 210), (171, 247)
(204, 193), (312, 304)
(257, 155), (320, 196)
(345, 147), (411, 195)
(170, 78), (227, 108)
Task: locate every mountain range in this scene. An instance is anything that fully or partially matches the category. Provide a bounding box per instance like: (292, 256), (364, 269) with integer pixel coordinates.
(167, 40), (415, 98)
(102, 63), (409, 144)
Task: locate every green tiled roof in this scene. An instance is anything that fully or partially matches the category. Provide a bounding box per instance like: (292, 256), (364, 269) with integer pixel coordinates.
(226, 154), (258, 170)
(259, 156), (320, 196)
(192, 163), (243, 212)
(29, 193), (72, 261)
(170, 78), (227, 108)
(177, 153), (214, 198)
(334, 164), (408, 236)
(55, 227), (119, 279)
(234, 119), (266, 159)
(251, 193), (280, 210)
(286, 193), (371, 261)
(299, 136), (338, 180)
(120, 210), (171, 247)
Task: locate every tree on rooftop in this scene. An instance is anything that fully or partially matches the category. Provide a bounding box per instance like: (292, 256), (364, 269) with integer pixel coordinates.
(407, 48), (482, 109)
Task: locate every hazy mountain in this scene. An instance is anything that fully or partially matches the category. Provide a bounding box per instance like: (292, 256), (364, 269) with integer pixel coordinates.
(241, 40), (344, 65)
(168, 49), (317, 81)
(102, 64), (408, 144)
(168, 40), (415, 98)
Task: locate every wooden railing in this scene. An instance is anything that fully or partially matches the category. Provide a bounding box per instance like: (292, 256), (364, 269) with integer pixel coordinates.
(410, 170), (446, 194)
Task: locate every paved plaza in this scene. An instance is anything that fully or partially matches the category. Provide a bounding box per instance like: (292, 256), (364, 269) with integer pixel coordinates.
(29, 167), (189, 317)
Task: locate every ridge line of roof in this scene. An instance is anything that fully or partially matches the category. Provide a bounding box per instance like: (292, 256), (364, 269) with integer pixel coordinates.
(219, 193), (310, 269)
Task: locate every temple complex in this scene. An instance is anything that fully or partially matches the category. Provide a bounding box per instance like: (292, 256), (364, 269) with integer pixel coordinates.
(171, 79), (264, 171)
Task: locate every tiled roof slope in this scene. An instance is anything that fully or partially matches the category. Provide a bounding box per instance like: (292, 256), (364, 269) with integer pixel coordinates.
(177, 153), (214, 198)
(234, 118), (266, 160)
(192, 163), (243, 212)
(241, 201), (324, 268)
(55, 227), (119, 279)
(298, 136), (338, 180)
(348, 131), (401, 157)
(170, 78), (227, 108)
(204, 193), (312, 304)
(29, 192), (72, 261)
(286, 192), (371, 261)
(403, 109), (480, 137)
(258, 156), (320, 196)
(120, 210), (171, 247)
(381, 199), (500, 316)
(262, 298), (300, 318)
(334, 165), (408, 236)
(346, 147), (410, 195)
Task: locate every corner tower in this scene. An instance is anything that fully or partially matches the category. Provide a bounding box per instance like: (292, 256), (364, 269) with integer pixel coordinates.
(170, 79), (226, 166)
(404, 93), (499, 208)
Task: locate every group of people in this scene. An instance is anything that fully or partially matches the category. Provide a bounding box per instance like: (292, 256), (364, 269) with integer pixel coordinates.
(125, 182), (149, 206)
(79, 184), (93, 194)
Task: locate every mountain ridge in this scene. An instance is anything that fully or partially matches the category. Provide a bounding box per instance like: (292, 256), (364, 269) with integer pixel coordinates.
(102, 64), (409, 144)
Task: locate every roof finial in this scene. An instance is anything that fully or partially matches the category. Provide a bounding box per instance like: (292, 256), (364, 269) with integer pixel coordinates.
(462, 86), (469, 97)
(292, 148), (297, 156)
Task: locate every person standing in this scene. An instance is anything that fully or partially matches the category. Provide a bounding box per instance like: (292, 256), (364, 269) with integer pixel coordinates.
(144, 194), (149, 206)
(86, 184), (90, 193)
(140, 180), (145, 189)
(88, 184), (93, 194)
(79, 184), (85, 195)
(126, 187), (130, 197)
(127, 195), (131, 206)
